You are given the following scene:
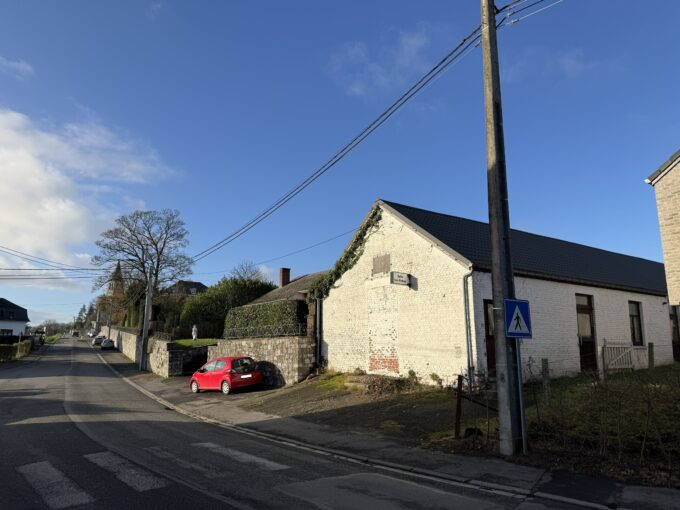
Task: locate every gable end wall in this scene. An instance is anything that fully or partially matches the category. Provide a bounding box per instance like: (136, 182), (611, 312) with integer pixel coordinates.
(322, 208), (473, 386)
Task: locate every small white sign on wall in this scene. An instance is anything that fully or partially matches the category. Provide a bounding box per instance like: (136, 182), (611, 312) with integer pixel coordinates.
(390, 271), (411, 286)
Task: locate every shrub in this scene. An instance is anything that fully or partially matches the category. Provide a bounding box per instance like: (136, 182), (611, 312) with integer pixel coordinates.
(180, 277), (274, 339)
(224, 300), (307, 338)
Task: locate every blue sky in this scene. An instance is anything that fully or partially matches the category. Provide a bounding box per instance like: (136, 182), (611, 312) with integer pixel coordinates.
(0, 0), (678, 323)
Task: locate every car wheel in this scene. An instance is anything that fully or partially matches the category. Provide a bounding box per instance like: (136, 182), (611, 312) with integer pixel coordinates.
(221, 381), (230, 395)
(191, 381), (200, 393)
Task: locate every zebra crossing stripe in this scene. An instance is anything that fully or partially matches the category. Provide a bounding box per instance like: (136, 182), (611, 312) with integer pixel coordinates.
(17, 461), (94, 509)
(193, 442), (290, 471)
(84, 451), (169, 492)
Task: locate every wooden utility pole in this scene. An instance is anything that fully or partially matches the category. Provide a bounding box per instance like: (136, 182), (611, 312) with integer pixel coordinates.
(480, 0), (525, 455)
(139, 268), (154, 371)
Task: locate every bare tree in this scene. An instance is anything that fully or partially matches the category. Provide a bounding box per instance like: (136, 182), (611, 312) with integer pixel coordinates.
(230, 261), (271, 283)
(92, 209), (192, 291)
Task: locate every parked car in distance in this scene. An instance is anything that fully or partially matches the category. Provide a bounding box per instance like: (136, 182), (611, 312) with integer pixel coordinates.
(190, 356), (263, 395)
(87, 330), (96, 338)
(92, 335), (105, 346)
(100, 338), (115, 350)
(72, 331), (80, 337)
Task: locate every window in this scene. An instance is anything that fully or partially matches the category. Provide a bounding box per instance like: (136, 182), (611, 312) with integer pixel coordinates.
(203, 361), (216, 372)
(0, 329), (12, 336)
(214, 360), (226, 370)
(629, 301), (644, 346)
(372, 254), (390, 275)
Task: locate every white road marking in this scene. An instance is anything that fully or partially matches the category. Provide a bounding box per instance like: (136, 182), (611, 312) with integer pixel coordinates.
(193, 442), (290, 471)
(16, 461), (95, 510)
(144, 446), (222, 479)
(84, 451), (169, 492)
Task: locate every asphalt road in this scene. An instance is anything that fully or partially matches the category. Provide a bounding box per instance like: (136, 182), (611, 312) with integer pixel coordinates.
(0, 338), (582, 510)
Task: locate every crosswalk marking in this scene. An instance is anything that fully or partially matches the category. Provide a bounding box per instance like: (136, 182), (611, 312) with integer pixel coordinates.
(16, 461), (94, 510)
(144, 446), (222, 479)
(84, 451), (169, 492)
(193, 442), (290, 471)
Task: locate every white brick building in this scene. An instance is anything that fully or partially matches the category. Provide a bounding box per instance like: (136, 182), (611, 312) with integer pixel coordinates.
(321, 200), (676, 384)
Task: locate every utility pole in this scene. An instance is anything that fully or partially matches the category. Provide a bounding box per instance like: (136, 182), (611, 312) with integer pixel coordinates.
(139, 267), (154, 371)
(480, 0), (525, 455)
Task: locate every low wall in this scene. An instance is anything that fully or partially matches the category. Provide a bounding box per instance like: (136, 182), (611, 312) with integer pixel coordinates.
(208, 336), (315, 387)
(147, 339), (183, 378)
(103, 326), (142, 364)
(0, 339), (32, 362)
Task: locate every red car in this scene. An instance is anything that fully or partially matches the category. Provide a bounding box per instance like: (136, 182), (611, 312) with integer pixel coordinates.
(190, 356), (263, 395)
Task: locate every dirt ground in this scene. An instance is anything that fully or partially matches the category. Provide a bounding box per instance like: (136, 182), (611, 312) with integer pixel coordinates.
(240, 367), (680, 489)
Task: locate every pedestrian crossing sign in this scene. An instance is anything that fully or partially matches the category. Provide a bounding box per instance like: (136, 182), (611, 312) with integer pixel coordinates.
(504, 299), (532, 338)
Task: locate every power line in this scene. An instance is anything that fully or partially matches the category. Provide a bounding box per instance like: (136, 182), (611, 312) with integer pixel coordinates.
(0, 245), (93, 270)
(190, 25), (484, 263)
(188, 0), (550, 264)
(192, 227), (358, 277)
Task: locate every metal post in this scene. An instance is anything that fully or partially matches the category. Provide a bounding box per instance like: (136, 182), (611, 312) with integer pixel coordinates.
(139, 268), (154, 371)
(648, 342), (655, 370)
(480, 0), (525, 455)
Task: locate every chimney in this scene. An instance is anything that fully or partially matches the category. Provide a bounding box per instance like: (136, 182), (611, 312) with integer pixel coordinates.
(279, 267), (291, 288)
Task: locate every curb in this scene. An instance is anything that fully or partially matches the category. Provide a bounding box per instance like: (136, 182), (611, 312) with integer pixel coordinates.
(95, 349), (630, 510)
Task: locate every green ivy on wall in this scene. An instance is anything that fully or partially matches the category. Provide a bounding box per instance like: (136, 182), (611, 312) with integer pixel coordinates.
(307, 205), (382, 301)
(224, 299), (307, 338)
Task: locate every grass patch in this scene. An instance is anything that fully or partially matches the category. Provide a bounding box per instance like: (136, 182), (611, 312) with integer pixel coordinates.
(45, 334), (62, 344)
(172, 338), (220, 350)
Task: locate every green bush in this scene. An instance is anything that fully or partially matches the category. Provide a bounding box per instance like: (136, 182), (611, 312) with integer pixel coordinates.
(180, 277), (275, 339)
(224, 300), (307, 337)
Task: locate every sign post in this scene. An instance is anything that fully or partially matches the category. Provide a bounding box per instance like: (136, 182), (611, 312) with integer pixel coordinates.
(504, 298), (531, 453)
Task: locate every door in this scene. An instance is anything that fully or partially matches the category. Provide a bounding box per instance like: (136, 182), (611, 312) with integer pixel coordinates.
(576, 294), (597, 372)
(483, 300), (496, 377)
(671, 306), (680, 361)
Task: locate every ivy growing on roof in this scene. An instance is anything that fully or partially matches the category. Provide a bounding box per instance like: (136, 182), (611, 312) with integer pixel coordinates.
(307, 205), (382, 301)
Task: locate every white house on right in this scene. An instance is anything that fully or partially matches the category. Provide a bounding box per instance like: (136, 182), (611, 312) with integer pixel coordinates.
(321, 200), (677, 384)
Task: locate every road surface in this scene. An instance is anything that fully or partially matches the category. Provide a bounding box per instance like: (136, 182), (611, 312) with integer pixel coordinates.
(0, 338), (581, 510)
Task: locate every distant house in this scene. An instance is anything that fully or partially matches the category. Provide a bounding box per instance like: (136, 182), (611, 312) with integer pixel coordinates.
(163, 280), (208, 296)
(250, 268), (328, 305)
(646, 147), (680, 360)
(0, 298), (30, 336)
(321, 200), (675, 384)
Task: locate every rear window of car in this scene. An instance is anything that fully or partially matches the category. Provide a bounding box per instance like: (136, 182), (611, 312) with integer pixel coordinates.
(233, 358), (256, 373)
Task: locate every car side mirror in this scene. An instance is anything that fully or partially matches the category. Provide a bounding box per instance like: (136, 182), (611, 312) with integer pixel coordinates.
(198, 368), (205, 373)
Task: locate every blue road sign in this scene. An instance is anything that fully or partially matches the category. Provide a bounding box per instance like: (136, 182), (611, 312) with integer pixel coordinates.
(504, 299), (532, 338)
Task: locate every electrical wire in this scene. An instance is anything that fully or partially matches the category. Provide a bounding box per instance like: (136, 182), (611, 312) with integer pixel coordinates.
(190, 26), (484, 263)
(189, 0), (556, 264)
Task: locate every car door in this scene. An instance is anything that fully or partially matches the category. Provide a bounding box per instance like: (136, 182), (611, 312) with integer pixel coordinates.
(213, 360), (227, 388)
(198, 361), (216, 389)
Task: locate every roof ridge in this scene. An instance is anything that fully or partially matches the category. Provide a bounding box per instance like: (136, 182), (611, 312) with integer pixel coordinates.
(380, 199), (662, 265)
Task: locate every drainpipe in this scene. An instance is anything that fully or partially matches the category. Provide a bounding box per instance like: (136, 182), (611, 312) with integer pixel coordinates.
(315, 298), (323, 374)
(463, 267), (474, 392)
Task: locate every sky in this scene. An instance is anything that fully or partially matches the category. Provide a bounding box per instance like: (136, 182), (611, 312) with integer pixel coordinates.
(0, 0), (678, 324)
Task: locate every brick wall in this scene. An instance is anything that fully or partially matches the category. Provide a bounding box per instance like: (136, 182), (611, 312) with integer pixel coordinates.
(208, 336), (315, 387)
(471, 273), (674, 378)
(653, 160), (680, 305)
(322, 207), (472, 386)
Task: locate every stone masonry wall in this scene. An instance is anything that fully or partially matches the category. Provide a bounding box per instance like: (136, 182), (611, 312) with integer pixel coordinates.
(654, 159), (680, 305)
(208, 336), (315, 387)
(322, 207), (472, 387)
(471, 272), (674, 379)
(103, 326), (141, 363)
(147, 339), (183, 378)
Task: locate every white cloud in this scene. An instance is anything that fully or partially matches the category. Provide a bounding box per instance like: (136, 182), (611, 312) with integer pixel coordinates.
(327, 24), (432, 97)
(257, 265), (278, 285)
(0, 55), (34, 79)
(0, 107), (172, 291)
(503, 47), (625, 83)
(147, 1), (163, 20)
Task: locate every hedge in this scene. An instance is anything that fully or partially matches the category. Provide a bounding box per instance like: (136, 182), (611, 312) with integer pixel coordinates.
(224, 300), (307, 338)
(0, 340), (32, 362)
